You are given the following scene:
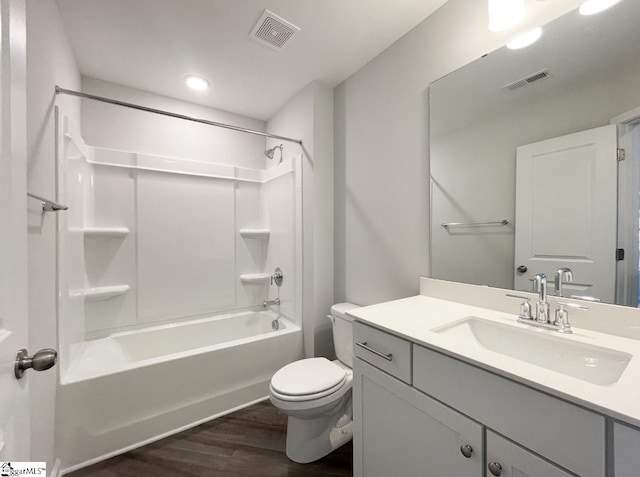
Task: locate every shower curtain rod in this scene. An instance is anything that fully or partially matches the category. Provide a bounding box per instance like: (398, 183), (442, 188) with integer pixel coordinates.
(55, 86), (303, 145)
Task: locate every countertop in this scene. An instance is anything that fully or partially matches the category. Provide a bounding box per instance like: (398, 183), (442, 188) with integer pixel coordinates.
(348, 294), (640, 428)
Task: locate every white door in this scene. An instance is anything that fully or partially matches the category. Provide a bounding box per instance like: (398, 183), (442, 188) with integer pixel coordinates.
(514, 125), (618, 302)
(0, 0), (30, 462)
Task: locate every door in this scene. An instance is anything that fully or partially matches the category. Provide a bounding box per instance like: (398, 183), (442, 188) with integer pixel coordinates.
(487, 431), (574, 477)
(353, 359), (483, 477)
(514, 125), (618, 302)
(0, 0), (30, 462)
(616, 120), (640, 307)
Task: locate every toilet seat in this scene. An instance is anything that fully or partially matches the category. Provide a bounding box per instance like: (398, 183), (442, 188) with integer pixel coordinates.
(270, 358), (347, 402)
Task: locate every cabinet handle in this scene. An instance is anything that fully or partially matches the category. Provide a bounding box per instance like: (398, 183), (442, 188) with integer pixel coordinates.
(355, 341), (393, 361)
(488, 462), (503, 476)
(459, 444), (473, 458)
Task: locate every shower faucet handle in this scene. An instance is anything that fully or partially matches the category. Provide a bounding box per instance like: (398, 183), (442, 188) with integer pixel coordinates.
(271, 267), (284, 287)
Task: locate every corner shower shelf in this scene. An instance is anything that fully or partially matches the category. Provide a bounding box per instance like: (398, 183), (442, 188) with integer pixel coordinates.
(239, 228), (270, 239)
(75, 227), (130, 239)
(240, 273), (271, 285)
(70, 285), (131, 302)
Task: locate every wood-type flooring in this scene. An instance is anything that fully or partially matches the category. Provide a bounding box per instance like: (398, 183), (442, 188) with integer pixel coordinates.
(68, 401), (353, 477)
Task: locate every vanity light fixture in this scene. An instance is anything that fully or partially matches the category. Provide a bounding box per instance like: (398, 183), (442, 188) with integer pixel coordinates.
(184, 75), (210, 91)
(507, 27), (543, 49)
(579, 0), (623, 15)
(488, 0), (526, 32)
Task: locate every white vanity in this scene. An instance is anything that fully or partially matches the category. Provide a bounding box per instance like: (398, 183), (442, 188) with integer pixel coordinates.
(349, 280), (640, 477)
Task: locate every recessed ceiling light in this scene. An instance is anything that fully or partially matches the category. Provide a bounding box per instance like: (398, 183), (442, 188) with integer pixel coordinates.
(507, 27), (543, 50)
(488, 0), (526, 32)
(184, 75), (210, 91)
(579, 0), (623, 15)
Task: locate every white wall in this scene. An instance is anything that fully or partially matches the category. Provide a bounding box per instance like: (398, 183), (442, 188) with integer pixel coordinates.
(81, 77), (265, 169)
(334, 0), (585, 306)
(26, 0), (81, 469)
(267, 82), (334, 358)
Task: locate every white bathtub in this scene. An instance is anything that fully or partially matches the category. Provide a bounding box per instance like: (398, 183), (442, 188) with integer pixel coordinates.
(56, 310), (303, 473)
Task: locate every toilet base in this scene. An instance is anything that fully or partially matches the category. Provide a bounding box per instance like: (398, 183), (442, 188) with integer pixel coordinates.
(285, 414), (352, 463)
(284, 395), (353, 463)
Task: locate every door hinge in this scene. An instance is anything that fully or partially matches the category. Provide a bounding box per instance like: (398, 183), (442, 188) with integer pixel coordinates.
(617, 248), (625, 261)
(617, 148), (626, 162)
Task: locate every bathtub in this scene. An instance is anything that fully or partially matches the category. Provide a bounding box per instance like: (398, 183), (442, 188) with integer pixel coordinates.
(56, 310), (303, 473)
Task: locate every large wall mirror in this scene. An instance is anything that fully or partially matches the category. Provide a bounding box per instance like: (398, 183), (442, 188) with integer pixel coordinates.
(430, 0), (640, 307)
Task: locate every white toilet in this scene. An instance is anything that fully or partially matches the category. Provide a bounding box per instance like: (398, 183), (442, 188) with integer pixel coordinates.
(269, 302), (359, 463)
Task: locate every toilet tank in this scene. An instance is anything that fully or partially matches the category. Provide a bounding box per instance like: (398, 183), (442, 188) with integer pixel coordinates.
(330, 302), (360, 368)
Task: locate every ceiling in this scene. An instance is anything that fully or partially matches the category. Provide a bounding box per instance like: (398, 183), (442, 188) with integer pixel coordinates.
(57, 0), (448, 120)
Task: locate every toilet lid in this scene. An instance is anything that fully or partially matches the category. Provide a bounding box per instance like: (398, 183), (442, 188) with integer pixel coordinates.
(271, 358), (347, 396)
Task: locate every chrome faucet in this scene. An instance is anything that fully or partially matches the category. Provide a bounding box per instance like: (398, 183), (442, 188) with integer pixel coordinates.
(533, 273), (550, 324)
(555, 268), (573, 297)
(263, 297), (280, 308)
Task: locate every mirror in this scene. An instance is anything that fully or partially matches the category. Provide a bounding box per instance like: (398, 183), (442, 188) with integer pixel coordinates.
(430, 0), (640, 306)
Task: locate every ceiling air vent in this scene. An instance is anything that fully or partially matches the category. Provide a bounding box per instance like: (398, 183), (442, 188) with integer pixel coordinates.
(501, 69), (551, 93)
(249, 10), (301, 51)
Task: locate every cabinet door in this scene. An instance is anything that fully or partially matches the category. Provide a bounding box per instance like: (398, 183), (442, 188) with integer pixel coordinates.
(614, 422), (640, 477)
(354, 358), (483, 477)
(486, 431), (573, 477)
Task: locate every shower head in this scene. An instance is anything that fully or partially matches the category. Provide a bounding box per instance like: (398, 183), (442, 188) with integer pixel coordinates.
(265, 144), (284, 163)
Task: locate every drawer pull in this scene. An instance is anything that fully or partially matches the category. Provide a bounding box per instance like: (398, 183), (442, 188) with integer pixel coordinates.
(356, 341), (393, 361)
(459, 444), (473, 458)
(488, 462), (503, 476)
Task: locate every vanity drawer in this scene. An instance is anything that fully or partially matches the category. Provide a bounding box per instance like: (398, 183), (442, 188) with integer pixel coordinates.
(413, 345), (605, 477)
(353, 322), (411, 384)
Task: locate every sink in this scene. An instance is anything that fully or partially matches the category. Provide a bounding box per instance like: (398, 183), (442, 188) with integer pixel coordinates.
(433, 317), (631, 386)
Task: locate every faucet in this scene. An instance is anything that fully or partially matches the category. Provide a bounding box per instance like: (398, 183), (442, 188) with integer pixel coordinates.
(263, 297), (280, 308)
(555, 268), (573, 297)
(507, 273), (589, 333)
(533, 273), (550, 323)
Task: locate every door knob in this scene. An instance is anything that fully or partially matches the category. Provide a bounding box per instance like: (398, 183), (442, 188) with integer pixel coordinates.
(459, 444), (473, 458)
(15, 348), (58, 379)
(517, 265), (528, 273)
(488, 462), (503, 476)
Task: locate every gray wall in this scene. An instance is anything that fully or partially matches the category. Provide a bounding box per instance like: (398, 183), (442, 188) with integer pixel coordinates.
(267, 82), (335, 358)
(334, 0), (584, 306)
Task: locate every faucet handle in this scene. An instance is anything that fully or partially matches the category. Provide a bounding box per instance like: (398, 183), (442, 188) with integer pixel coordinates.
(506, 294), (533, 320)
(554, 302), (588, 334)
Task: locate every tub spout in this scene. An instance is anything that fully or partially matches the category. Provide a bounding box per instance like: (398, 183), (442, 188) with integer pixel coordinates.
(263, 298), (280, 308)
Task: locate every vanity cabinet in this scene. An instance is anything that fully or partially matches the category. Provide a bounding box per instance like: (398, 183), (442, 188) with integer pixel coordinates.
(353, 322), (608, 477)
(486, 431), (574, 477)
(613, 422), (640, 477)
(353, 359), (483, 477)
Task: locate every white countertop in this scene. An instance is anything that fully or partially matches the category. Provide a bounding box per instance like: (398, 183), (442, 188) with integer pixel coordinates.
(348, 294), (640, 428)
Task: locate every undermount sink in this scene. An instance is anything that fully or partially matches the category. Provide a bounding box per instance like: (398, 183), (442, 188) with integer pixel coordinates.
(433, 317), (631, 386)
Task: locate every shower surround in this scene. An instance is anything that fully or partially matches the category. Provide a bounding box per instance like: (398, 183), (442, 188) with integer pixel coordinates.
(54, 106), (303, 471)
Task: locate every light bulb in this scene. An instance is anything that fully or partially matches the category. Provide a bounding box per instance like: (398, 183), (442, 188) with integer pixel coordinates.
(184, 75), (210, 91)
(579, 0), (623, 15)
(488, 0), (526, 32)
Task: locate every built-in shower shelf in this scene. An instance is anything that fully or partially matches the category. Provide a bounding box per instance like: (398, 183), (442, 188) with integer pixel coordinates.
(240, 273), (271, 285)
(71, 285), (131, 302)
(239, 228), (270, 239)
(76, 227), (130, 239)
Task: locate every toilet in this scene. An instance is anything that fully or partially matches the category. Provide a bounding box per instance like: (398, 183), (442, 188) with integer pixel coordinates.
(269, 302), (359, 464)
